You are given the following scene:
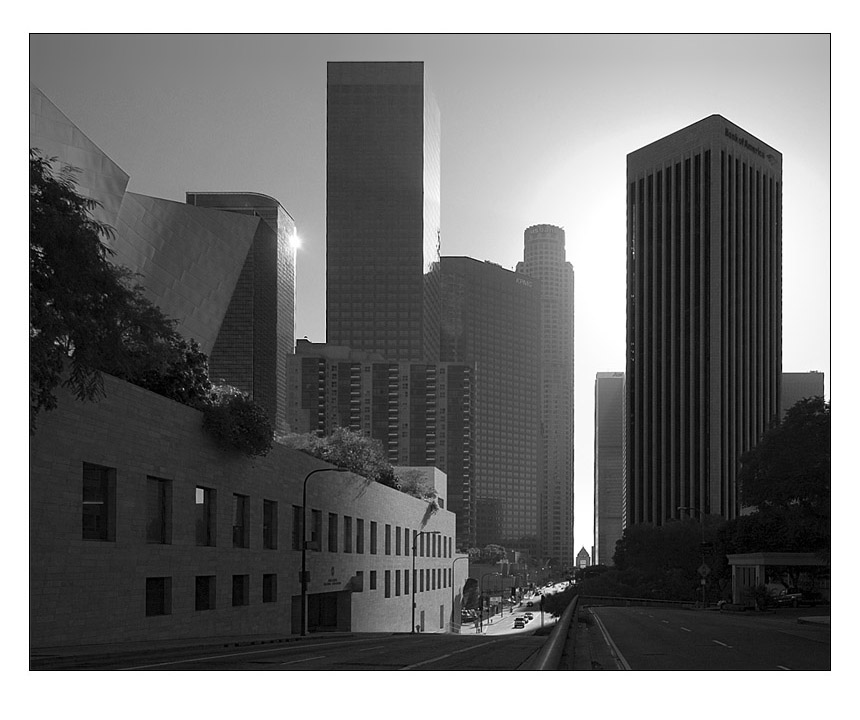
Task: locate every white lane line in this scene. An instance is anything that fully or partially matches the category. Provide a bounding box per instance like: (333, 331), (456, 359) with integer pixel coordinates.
(661, 620), (669, 624)
(398, 639), (504, 670)
(591, 610), (632, 671)
(281, 655), (325, 665)
(681, 627), (692, 632)
(713, 640), (732, 648)
(777, 665), (792, 671)
(120, 638), (381, 670)
(359, 646), (387, 652)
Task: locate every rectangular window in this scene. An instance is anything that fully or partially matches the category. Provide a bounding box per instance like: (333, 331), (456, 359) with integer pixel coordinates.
(356, 518), (364, 554)
(263, 500), (278, 549)
(419, 569), (424, 592)
(385, 570), (391, 598)
(431, 568), (436, 590)
(385, 524), (392, 555)
(263, 574), (277, 603)
(395, 526), (402, 555)
(195, 576), (215, 611)
(395, 569), (401, 596)
(146, 476), (171, 544)
(195, 486), (216, 546)
(232, 574), (249, 606)
(292, 505), (303, 550)
(344, 516), (353, 553)
(232, 494), (249, 548)
(370, 570), (377, 590)
(311, 509), (322, 551)
(370, 521), (378, 554)
(419, 533), (425, 557)
(404, 528), (410, 556)
(355, 570), (364, 592)
(145, 577), (171, 616)
(328, 513), (338, 552)
(404, 567), (410, 595)
(82, 462), (115, 541)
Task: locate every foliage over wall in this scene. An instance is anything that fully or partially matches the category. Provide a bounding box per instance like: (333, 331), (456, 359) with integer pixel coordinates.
(29, 150), (273, 456)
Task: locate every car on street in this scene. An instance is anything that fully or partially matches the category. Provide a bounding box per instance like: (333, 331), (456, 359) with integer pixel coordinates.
(773, 587), (823, 607)
(526, 601), (533, 607)
(513, 618), (525, 628)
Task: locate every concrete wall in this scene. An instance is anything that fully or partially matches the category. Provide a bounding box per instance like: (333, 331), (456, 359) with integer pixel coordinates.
(30, 375), (466, 648)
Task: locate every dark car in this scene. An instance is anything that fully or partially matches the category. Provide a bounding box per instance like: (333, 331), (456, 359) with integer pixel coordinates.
(774, 588), (822, 607)
(526, 601), (533, 607)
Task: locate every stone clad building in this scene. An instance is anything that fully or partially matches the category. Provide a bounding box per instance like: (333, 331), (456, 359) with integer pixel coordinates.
(30, 376), (465, 648)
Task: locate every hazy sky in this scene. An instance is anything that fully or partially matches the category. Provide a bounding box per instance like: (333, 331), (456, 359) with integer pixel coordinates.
(29, 34), (831, 555)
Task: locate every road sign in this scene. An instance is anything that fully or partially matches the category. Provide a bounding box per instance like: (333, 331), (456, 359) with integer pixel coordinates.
(698, 563), (711, 578)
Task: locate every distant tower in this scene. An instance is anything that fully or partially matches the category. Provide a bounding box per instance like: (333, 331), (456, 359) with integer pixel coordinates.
(186, 192), (297, 433)
(326, 61), (441, 362)
(625, 115), (782, 527)
(516, 224), (575, 568)
(440, 257), (541, 555)
(594, 373), (624, 566)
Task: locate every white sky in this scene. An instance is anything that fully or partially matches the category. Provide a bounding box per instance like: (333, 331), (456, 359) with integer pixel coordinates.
(28, 32), (831, 561)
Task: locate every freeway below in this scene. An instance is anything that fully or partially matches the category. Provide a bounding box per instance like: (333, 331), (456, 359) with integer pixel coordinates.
(587, 605), (830, 671)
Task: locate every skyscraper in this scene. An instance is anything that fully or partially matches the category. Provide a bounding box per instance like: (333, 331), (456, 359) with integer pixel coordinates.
(326, 61), (441, 363)
(594, 372), (624, 566)
(516, 224), (575, 568)
(186, 192), (297, 433)
(286, 341), (475, 547)
(625, 114), (782, 528)
(440, 257), (541, 554)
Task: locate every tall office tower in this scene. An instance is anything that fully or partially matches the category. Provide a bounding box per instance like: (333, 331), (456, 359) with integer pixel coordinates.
(781, 371), (825, 417)
(625, 114), (782, 527)
(326, 61), (441, 362)
(440, 257), (542, 554)
(516, 224), (575, 568)
(186, 192), (297, 433)
(286, 341), (475, 547)
(594, 373), (624, 566)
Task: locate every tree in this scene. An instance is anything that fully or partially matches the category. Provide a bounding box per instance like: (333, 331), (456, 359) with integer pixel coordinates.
(278, 428), (398, 488)
(201, 385), (273, 457)
(738, 396), (830, 513)
(29, 150), (208, 429)
(394, 468), (439, 504)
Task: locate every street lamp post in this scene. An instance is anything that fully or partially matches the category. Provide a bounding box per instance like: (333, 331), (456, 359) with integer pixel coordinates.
(450, 556), (470, 633)
(411, 530), (440, 634)
(301, 467), (349, 637)
(678, 505), (707, 609)
(479, 572), (500, 633)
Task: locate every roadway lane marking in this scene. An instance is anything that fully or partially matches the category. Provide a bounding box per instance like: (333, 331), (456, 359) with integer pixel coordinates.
(119, 638), (385, 670)
(359, 646), (387, 652)
(777, 665), (791, 671)
(591, 610), (632, 671)
(713, 640), (733, 648)
(281, 656), (325, 665)
(398, 639), (504, 670)
(681, 627), (692, 632)
(661, 620), (669, 624)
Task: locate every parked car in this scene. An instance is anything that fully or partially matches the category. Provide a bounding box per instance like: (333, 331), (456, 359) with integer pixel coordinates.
(514, 618), (525, 628)
(773, 588), (822, 607)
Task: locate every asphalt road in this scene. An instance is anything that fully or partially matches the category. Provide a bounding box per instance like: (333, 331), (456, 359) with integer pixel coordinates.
(32, 631), (548, 671)
(589, 606), (830, 671)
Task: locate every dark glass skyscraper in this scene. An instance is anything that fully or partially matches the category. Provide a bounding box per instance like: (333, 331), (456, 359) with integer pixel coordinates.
(624, 115), (782, 528)
(441, 257), (541, 554)
(326, 61), (441, 363)
(186, 191), (297, 433)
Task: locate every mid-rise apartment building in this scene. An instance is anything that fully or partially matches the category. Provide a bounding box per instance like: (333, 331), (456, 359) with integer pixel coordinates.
(286, 341), (476, 548)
